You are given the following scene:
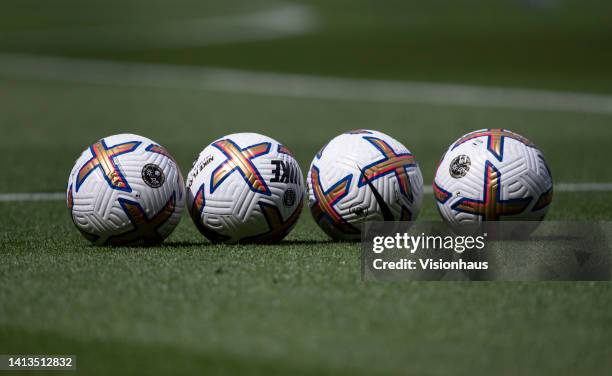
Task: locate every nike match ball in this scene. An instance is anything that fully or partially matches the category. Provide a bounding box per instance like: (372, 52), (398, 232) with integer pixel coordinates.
(186, 133), (304, 244)
(433, 129), (553, 226)
(308, 129), (423, 241)
(67, 134), (184, 245)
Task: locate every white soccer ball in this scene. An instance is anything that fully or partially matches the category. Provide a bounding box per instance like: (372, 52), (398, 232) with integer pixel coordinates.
(308, 129), (423, 241)
(186, 133), (304, 244)
(67, 134), (184, 245)
(433, 129), (553, 226)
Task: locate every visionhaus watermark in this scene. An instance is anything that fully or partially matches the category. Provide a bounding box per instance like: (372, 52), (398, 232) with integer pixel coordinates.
(362, 222), (611, 281)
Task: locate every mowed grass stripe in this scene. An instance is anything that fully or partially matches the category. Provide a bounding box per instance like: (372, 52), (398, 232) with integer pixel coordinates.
(0, 2), (316, 51)
(1, 53), (612, 114)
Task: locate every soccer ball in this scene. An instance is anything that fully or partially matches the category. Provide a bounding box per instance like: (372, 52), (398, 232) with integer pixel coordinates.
(308, 129), (423, 241)
(433, 129), (553, 226)
(67, 134), (184, 245)
(186, 133), (304, 244)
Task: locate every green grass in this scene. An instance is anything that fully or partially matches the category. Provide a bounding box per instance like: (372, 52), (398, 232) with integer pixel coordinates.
(2, 1), (612, 92)
(1, 1), (612, 374)
(1, 201), (612, 375)
(1, 74), (612, 375)
(43, 0), (612, 93)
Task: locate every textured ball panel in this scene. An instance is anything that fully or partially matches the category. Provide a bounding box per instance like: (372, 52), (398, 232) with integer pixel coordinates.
(308, 129), (423, 241)
(186, 132), (304, 244)
(433, 129), (553, 227)
(67, 134), (184, 245)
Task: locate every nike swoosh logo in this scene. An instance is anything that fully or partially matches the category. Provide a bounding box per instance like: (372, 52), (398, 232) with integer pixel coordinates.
(358, 165), (395, 221)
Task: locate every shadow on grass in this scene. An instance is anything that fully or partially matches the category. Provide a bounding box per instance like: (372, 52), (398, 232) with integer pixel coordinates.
(163, 239), (350, 247)
(274, 239), (349, 245)
(161, 241), (213, 248)
(87, 238), (355, 250)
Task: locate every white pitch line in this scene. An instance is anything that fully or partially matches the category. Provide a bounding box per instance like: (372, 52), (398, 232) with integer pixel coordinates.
(0, 3), (316, 50)
(1, 53), (612, 115)
(556, 182), (612, 192)
(422, 182), (612, 195)
(1, 183), (611, 203)
(0, 192), (65, 202)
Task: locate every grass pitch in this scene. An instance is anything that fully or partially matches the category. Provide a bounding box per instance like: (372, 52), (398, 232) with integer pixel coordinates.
(1, 1), (612, 375)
